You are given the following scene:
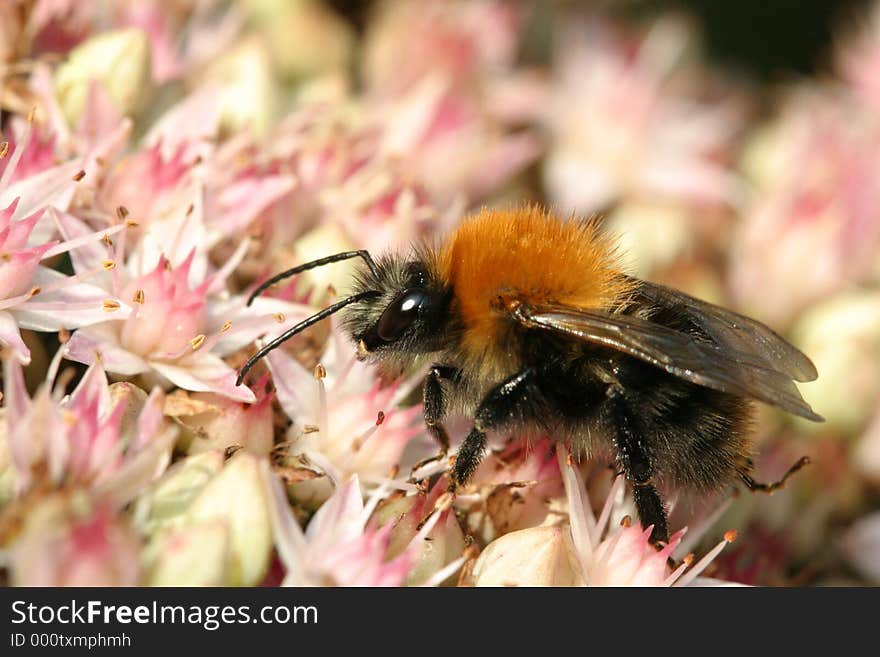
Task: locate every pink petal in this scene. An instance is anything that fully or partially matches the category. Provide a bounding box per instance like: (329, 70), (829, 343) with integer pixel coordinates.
(13, 268), (130, 331)
(132, 386), (166, 452)
(143, 85), (223, 162)
(0, 310), (30, 363)
(68, 359), (112, 415)
(150, 353), (256, 403)
(0, 243), (55, 302)
(2, 349), (31, 422)
(77, 80), (125, 152)
(261, 460), (308, 578)
(119, 2), (181, 83)
(207, 296), (312, 357)
(97, 388), (175, 507)
(3, 207), (45, 251)
(638, 159), (742, 208)
(0, 159), (82, 234)
(305, 476), (365, 546)
(266, 348), (315, 421)
(0, 198), (18, 232)
(65, 323), (150, 376)
(26, 64), (73, 152)
(209, 174), (296, 237)
(46, 208), (106, 279)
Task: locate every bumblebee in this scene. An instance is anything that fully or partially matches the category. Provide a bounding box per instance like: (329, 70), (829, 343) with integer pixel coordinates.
(237, 206), (822, 544)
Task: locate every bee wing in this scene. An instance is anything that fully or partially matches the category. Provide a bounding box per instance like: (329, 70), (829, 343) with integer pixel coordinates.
(628, 279), (818, 382)
(515, 302), (823, 422)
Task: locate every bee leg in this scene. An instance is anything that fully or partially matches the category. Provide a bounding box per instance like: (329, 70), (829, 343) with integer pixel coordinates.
(423, 365), (459, 453)
(410, 366), (459, 481)
(740, 456), (811, 494)
(606, 388), (669, 546)
(451, 368), (539, 488)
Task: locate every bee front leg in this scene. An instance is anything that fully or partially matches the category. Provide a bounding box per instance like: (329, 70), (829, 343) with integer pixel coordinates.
(451, 368), (539, 488)
(410, 365), (459, 480)
(605, 387), (669, 546)
(423, 365), (458, 453)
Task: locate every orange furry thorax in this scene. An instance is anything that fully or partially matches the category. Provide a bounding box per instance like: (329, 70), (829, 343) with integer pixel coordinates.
(437, 207), (633, 368)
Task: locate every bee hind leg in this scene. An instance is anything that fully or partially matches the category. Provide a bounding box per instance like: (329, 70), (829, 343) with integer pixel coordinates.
(605, 387), (669, 547)
(739, 456), (811, 494)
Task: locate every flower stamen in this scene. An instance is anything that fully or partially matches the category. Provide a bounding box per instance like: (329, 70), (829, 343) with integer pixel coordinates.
(672, 530), (737, 587)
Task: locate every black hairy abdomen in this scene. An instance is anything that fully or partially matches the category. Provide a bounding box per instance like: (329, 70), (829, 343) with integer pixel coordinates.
(517, 302), (753, 494)
(601, 356), (752, 492)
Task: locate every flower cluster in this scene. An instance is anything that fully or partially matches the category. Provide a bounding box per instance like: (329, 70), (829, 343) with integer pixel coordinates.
(0, 0), (878, 587)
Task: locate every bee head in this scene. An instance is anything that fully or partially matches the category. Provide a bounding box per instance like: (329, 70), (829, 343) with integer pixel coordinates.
(234, 248), (454, 387)
(341, 251), (453, 363)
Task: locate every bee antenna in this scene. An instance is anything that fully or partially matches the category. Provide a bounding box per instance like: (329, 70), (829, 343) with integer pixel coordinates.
(235, 290), (381, 386)
(246, 250), (380, 306)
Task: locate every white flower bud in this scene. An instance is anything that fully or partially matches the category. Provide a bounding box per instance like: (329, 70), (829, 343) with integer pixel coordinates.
(199, 37), (276, 137)
(470, 525), (583, 587)
(132, 450), (225, 536)
(187, 452), (273, 585)
(791, 291), (880, 432)
(146, 522), (230, 587)
(54, 28), (152, 125)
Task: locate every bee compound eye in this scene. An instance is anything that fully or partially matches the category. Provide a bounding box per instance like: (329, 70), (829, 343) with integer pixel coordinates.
(376, 289), (429, 342)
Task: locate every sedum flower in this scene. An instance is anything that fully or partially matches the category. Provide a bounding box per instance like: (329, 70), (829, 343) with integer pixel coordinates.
(0, 122), (57, 185)
(8, 492), (142, 586)
(54, 27), (152, 125)
(20, 0), (93, 58)
(469, 445), (738, 586)
(543, 16), (742, 214)
(114, 0), (183, 84)
(0, 114), (132, 363)
(132, 449), (275, 586)
(732, 90), (880, 326)
(0, 200), (129, 364)
(220, 98), (452, 276)
(370, 77), (540, 205)
(360, 1), (538, 204)
(470, 524), (581, 586)
(1, 356), (173, 503)
(263, 464), (412, 586)
(97, 141), (191, 228)
(64, 251), (257, 402)
(61, 227), (306, 404)
(363, 0), (522, 97)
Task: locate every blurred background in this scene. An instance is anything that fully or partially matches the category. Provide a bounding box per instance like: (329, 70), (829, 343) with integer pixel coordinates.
(2, 0), (880, 586)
